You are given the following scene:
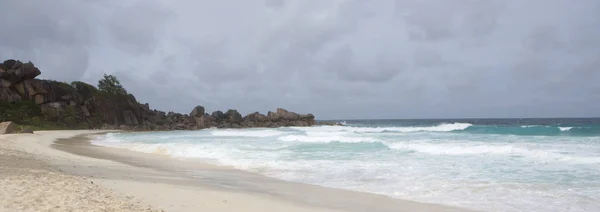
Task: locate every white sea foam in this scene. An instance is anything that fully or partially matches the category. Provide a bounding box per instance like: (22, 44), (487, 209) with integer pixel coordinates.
(277, 135), (378, 143)
(521, 125), (539, 128)
(210, 129), (287, 137)
(92, 126), (600, 212)
(389, 143), (518, 155)
(292, 123), (472, 133)
(559, 127), (573, 132)
(388, 142), (600, 164)
(380, 123), (473, 133)
(92, 133), (122, 143)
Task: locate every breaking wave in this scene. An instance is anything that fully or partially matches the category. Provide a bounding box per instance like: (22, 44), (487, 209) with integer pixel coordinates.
(92, 119), (600, 212)
(292, 122), (472, 133)
(388, 143), (600, 164)
(210, 129), (287, 137)
(463, 125), (600, 136)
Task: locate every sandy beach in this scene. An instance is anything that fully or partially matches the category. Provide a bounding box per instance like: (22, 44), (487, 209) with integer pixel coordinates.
(0, 130), (471, 212)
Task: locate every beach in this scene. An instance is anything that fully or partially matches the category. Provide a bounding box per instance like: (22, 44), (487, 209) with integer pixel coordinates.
(0, 130), (469, 212)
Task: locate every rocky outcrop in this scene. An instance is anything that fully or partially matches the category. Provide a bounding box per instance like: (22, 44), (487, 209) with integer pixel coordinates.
(240, 109), (315, 128)
(0, 121), (17, 134)
(190, 106), (205, 117)
(0, 60), (42, 103)
(0, 60), (41, 84)
(0, 59), (318, 131)
(225, 110), (243, 124)
(19, 126), (34, 134)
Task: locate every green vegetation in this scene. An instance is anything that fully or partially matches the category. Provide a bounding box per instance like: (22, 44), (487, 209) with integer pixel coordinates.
(52, 80), (74, 92)
(98, 74), (127, 95)
(0, 101), (73, 130)
(1, 74), (129, 130)
(72, 81), (98, 99)
(0, 101), (41, 122)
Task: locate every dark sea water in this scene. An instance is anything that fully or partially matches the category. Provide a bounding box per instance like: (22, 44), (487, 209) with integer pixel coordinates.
(94, 118), (600, 212)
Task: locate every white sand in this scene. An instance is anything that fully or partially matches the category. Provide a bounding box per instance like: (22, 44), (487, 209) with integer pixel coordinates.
(1, 131), (472, 212)
(0, 131), (157, 212)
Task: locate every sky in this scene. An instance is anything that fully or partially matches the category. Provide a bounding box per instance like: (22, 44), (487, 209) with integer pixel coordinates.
(1, 0), (599, 119)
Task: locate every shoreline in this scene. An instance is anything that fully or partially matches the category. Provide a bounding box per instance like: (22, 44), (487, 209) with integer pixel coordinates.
(3, 130), (472, 212)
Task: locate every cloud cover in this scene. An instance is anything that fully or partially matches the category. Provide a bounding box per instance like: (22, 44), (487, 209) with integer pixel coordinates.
(1, 0), (598, 119)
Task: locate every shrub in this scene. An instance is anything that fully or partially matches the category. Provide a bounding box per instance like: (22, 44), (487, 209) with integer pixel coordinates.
(71, 81), (98, 100)
(0, 101), (41, 122)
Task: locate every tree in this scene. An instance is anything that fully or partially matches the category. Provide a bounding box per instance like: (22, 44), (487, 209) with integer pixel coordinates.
(98, 74), (127, 95)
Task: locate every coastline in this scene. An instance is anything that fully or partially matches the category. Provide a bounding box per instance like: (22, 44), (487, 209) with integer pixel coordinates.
(2, 130), (472, 212)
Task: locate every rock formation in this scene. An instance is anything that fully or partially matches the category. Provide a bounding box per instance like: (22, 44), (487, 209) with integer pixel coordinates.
(0, 59), (317, 131)
(0, 121), (17, 134)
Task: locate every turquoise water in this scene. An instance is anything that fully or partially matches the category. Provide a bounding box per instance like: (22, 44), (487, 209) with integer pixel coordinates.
(93, 119), (600, 212)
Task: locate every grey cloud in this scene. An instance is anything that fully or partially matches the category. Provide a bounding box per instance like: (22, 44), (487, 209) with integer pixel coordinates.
(411, 48), (452, 68)
(0, 1), (92, 49)
(1, 0), (599, 119)
(0, 0), (96, 81)
(107, 0), (176, 54)
(265, 0), (285, 8)
(398, 0), (505, 42)
(523, 26), (564, 52)
(328, 45), (402, 83)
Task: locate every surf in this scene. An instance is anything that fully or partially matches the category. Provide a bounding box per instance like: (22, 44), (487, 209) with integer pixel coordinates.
(91, 118), (600, 212)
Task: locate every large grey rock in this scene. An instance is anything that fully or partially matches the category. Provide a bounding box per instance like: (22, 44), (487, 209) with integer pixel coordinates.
(142, 103), (150, 111)
(244, 112), (268, 122)
(0, 122), (17, 134)
(40, 102), (67, 118)
(14, 80), (38, 99)
(0, 79), (10, 88)
(225, 109), (243, 123)
(34, 94), (45, 104)
(19, 126), (34, 134)
(81, 105), (91, 117)
(11, 60), (22, 69)
(0, 61), (40, 83)
(0, 87), (22, 103)
(211, 110), (225, 120)
(13, 82), (25, 96)
(267, 111), (280, 121)
(2, 60), (17, 70)
(123, 110), (138, 125)
(276, 108), (300, 120)
(190, 105), (205, 117)
(20, 62), (41, 80)
(194, 116), (206, 129)
(26, 79), (46, 94)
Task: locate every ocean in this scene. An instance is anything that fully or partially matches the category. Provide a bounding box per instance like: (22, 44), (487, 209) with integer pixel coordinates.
(93, 118), (600, 212)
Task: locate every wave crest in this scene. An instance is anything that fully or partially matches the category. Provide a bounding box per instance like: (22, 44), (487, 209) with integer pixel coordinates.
(293, 122), (472, 133)
(210, 129), (287, 137)
(388, 143), (600, 164)
(559, 127), (573, 132)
